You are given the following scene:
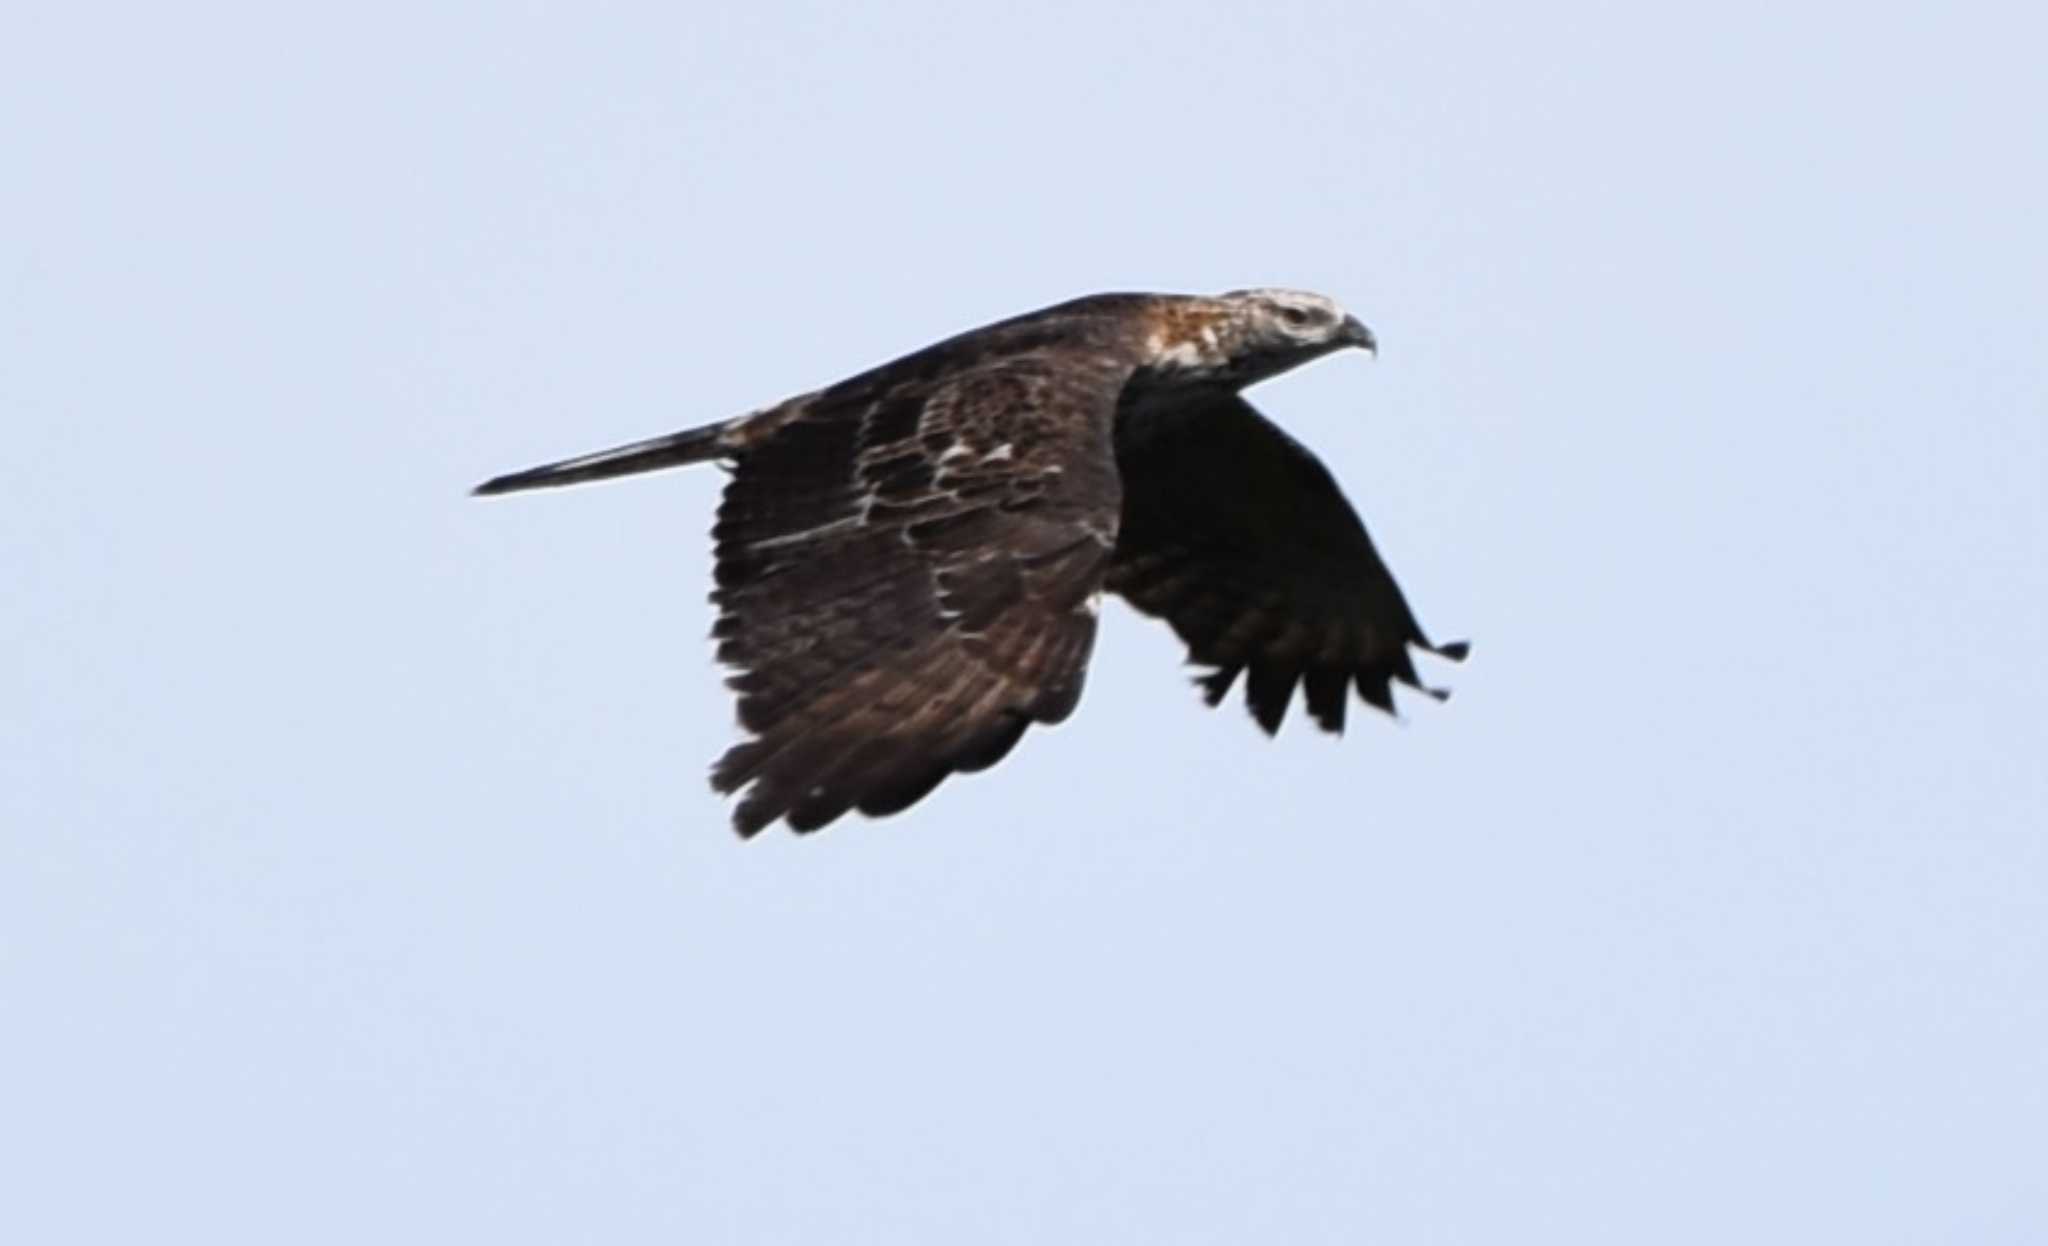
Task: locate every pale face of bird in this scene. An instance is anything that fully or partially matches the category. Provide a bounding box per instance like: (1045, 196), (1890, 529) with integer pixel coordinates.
(1221, 286), (1376, 365)
(1142, 289), (1376, 389)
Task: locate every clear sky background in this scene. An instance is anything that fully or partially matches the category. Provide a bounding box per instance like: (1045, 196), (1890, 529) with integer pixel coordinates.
(7, 2), (2044, 1241)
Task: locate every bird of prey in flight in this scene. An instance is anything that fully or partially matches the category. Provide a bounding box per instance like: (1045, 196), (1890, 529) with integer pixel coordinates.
(476, 289), (1465, 836)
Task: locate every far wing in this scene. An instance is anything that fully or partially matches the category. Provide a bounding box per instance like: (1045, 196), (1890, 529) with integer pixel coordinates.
(1106, 393), (1465, 735)
(710, 352), (1128, 835)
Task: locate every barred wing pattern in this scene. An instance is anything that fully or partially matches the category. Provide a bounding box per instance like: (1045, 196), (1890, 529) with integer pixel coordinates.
(709, 354), (1127, 835)
(1106, 393), (1466, 735)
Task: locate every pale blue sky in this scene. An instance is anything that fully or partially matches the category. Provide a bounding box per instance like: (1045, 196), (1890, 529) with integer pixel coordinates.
(6, 2), (2044, 1241)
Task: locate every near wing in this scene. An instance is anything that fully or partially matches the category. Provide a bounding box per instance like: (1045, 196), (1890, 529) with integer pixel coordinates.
(710, 354), (1125, 835)
(1105, 393), (1466, 735)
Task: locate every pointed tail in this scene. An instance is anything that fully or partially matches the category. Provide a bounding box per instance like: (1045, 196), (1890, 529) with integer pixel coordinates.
(472, 422), (734, 496)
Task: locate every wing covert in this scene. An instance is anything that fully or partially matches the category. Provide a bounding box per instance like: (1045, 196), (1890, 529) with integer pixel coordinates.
(709, 352), (1127, 835)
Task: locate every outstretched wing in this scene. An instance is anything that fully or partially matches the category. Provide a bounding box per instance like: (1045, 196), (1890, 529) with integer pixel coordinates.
(710, 352), (1128, 835)
(1105, 393), (1465, 735)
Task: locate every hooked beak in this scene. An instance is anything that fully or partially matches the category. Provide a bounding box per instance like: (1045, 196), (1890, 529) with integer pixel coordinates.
(1339, 314), (1377, 356)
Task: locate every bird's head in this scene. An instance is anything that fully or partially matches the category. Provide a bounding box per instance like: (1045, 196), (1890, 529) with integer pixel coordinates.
(1139, 288), (1376, 388)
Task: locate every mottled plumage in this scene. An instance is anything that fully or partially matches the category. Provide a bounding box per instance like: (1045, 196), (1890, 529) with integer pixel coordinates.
(476, 289), (1464, 835)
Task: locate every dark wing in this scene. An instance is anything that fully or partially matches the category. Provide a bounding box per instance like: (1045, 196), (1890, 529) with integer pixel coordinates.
(709, 353), (1127, 836)
(1105, 393), (1466, 735)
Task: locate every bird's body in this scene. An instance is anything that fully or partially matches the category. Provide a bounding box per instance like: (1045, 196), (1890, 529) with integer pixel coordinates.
(477, 289), (1464, 835)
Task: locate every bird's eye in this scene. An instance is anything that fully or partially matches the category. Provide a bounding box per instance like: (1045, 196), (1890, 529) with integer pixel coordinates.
(1278, 305), (1313, 327)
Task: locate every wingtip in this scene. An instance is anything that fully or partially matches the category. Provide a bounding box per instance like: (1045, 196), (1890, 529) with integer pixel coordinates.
(1193, 665), (1241, 708)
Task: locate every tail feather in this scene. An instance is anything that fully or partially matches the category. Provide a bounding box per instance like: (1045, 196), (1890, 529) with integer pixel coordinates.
(472, 421), (735, 496)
